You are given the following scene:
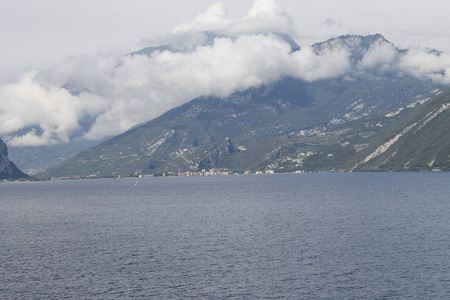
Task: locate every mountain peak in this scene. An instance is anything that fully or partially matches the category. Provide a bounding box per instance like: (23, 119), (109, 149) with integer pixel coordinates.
(311, 33), (399, 65)
(312, 33), (394, 54)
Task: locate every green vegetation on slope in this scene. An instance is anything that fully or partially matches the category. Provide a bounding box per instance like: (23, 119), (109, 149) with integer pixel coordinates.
(347, 89), (450, 171)
(43, 75), (442, 178)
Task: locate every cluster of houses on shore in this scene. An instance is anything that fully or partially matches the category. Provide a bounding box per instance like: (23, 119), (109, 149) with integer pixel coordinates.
(176, 169), (276, 177)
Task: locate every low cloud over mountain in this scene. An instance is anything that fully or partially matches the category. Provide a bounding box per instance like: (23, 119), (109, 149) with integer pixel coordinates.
(1, 0), (449, 147)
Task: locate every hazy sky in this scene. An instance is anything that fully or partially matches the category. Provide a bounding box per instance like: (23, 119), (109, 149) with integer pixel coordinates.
(2, 0), (449, 82)
(1, 0), (450, 147)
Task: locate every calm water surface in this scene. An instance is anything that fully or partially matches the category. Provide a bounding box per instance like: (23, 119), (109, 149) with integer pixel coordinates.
(1, 173), (450, 299)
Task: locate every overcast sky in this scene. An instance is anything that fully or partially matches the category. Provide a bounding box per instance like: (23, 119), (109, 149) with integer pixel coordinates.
(1, 0), (450, 147)
(2, 0), (449, 83)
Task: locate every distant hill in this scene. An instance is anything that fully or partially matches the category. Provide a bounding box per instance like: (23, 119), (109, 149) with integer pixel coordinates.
(0, 138), (29, 180)
(8, 139), (101, 175)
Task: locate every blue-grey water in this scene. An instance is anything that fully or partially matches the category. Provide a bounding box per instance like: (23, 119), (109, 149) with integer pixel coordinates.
(1, 173), (450, 299)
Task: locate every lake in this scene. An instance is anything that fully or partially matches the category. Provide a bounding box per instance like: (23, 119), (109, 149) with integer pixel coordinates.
(1, 173), (450, 299)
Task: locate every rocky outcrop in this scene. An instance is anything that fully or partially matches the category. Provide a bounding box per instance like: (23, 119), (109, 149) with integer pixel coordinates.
(263, 146), (293, 164)
(312, 34), (397, 62)
(0, 138), (28, 180)
(196, 137), (235, 170)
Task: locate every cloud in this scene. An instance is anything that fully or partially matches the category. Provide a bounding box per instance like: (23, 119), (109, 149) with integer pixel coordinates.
(0, 1), (305, 146)
(0, 71), (108, 146)
(172, 3), (232, 34)
(78, 33), (309, 139)
(321, 18), (342, 29)
(290, 47), (351, 81)
(172, 0), (293, 37)
(359, 42), (398, 70)
(1, 0), (450, 147)
(1, 31), (350, 146)
(398, 48), (450, 84)
(236, 0), (294, 35)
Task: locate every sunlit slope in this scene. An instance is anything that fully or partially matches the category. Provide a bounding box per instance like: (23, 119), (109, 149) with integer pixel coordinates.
(44, 75), (439, 177)
(348, 89), (450, 171)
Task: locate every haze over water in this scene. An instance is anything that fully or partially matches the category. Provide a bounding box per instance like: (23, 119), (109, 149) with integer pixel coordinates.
(1, 173), (450, 299)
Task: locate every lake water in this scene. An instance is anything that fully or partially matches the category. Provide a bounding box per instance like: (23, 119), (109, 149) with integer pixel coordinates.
(1, 173), (450, 299)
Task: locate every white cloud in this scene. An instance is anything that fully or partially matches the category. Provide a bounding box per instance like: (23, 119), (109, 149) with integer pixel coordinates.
(236, 0), (294, 35)
(290, 47), (350, 81)
(359, 42), (398, 70)
(1, 0), (450, 147)
(172, 0), (293, 37)
(172, 3), (232, 34)
(0, 71), (108, 146)
(398, 48), (450, 84)
(321, 18), (342, 29)
(83, 33), (300, 139)
(1, 31), (351, 146)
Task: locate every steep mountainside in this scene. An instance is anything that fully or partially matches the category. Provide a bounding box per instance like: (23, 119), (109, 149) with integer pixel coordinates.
(0, 138), (28, 180)
(44, 74), (440, 178)
(8, 32), (302, 173)
(43, 34), (448, 178)
(346, 89), (450, 171)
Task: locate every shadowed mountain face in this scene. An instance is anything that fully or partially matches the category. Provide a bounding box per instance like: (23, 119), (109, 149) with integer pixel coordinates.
(0, 139), (28, 180)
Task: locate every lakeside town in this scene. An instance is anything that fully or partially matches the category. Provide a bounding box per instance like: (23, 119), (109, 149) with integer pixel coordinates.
(46, 151), (319, 181)
(47, 167), (307, 181)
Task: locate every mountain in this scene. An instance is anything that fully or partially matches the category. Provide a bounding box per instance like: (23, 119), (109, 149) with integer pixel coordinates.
(8, 31), (302, 174)
(312, 34), (402, 59)
(0, 138), (29, 180)
(346, 89), (450, 171)
(130, 32), (301, 57)
(277, 87), (447, 172)
(43, 33), (445, 178)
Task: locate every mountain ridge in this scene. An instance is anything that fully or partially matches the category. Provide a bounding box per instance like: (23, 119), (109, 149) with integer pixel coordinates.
(43, 77), (442, 177)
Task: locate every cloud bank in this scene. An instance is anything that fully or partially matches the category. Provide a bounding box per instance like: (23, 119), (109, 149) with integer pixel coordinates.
(172, 0), (293, 36)
(1, 0), (449, 146)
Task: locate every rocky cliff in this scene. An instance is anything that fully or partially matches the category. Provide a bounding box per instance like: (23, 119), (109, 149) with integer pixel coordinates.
(0, 138), (28, 180)
(195, 137), (235, 170)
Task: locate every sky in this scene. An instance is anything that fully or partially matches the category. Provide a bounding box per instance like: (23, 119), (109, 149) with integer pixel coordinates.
(1, 0), (450, 146)
(2, 0), (450, 83)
